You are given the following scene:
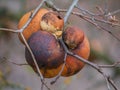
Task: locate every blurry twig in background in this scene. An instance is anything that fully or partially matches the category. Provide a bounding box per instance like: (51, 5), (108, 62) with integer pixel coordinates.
(0, 57), (28, 66)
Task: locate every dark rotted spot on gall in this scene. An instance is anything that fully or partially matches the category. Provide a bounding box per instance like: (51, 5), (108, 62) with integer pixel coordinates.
(41, 64), (46, 68)
(41, 13), (49, 23)
(25, 30), (65, 69)
(57, 15), (62, 19)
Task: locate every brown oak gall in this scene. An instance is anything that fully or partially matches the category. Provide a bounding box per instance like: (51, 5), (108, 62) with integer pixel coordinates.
(25, 30), (65, 78)
(61, 26), (90, 76)
(63, 26), (84, 49)
(18, 8), (49, 44)
(25, 26), (90, 78)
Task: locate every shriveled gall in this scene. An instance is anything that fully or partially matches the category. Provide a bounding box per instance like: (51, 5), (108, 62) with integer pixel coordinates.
(40, 11), (64, 38)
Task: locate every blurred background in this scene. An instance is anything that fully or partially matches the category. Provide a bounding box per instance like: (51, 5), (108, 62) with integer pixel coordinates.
(0, 0), (120, 90)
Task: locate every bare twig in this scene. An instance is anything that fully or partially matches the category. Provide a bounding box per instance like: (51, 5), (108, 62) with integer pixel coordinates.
(76, 15), (120, 42)
(108, 77), (119, 90)
(67, 51), (119, 90)
(50, 53), (67, 85)
(19, 0), (51, 89)
(75, 4), (102, 16)
(45, 0), (58, 11)
(0, 0), (50, 89)
(59, 9), (120, 27)
(45, 1), (120, 27)
(50, 0), (80, 84)
(20, 33), (50, 90)
(19, 0), (47, 32)
(0, 28), (20, 33)
(76, 5), (120, 27)
(53, 9), (120, 41)
(99, 62), (120, 68)
(8, 61), (28, 66)
(9, 62), (28, 66)
(64, 0), (80, 24)
(0, 57), (28, 66)
(20, 33), (43, 80)
(104, 74), (111, 90)
(106, 9), (120, 16)
(104, 0), (109, 15)
(45, 1), (119, 90)
(50, 39), (68, 84)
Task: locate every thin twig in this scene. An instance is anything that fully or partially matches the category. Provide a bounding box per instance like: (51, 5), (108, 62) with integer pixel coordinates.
(50, 44), (67, 84)
(19, 0), (51, 89)
(64, 10), (120, 41)
(103, 74), (111, 90)
(19, 0), (47, 32)
(79, 16), (120, 42)
(0, 0), (51, 89)
(67, 51), (119, 90)
(20, 33), (43, 80)
(104, 0), (109, 15)
(99, 62), (120, 68)
(106, 9), (120, 16)
(45, 1), (119, 90)
(108, 77), (119, 90)
(75, 4), (102, 16)
(64, 0), (80, 24)
(67, 51), (102, 73)
(76, 5), (120, 27)
(9, 62), (28, 66)
(0, 57), (28, 66)
(45, 0), (58, 11)
(50, 0), (80, 84)
(0, 28), (20, 33)
(58, 9), (120, 27)
(82, 18), (119, 41)
(60, 33), (119, 90)
(7, 60), (28, 66)
(20, 33), (50, 90)
(45, 2), (120, 27)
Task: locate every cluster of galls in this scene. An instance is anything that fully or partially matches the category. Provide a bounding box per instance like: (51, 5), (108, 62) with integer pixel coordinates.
(18, 8), (90, 78)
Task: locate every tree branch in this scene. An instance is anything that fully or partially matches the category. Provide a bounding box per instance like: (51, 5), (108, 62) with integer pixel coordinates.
(64, 0), (80, 24)
(0, 0), (119, 90)
(45, 1), (119, 90)
(0, 28), (20, 33)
